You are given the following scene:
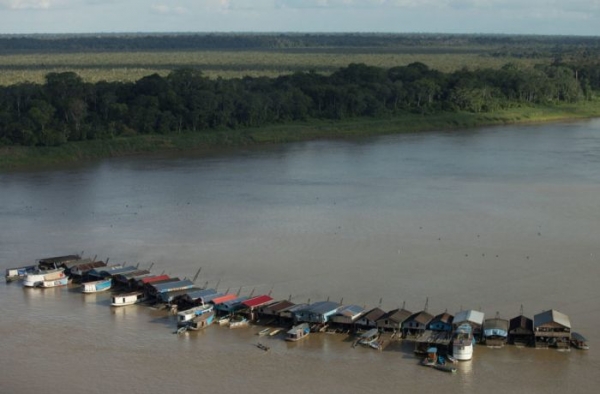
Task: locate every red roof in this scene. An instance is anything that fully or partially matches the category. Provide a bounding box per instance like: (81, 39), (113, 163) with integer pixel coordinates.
(210, 294), (238, 305)
(242, 295), (274, 309)
(139, 274), (170, 284)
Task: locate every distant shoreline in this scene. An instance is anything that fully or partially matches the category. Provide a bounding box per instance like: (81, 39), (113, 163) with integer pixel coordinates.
(2, 101), (600, 172)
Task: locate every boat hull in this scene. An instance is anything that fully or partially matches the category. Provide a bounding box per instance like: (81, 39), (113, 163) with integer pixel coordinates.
(82, 278), (112, 293)
(111, 292), (145, 306)
(24, 269), (66, 288)
(39, 277), (70, 288)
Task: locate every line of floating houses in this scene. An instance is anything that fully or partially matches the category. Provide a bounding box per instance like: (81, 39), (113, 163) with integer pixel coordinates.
(5, 253), (590, 369)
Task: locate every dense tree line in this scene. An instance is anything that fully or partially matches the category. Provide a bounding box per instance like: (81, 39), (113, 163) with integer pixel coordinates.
(0, 61), (593, 147)
(2, 33), (600, 55)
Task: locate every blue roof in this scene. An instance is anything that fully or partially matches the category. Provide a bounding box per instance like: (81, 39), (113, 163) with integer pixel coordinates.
(214, 296), (249, 311)
(184, 288), (217, 301)
(304, 301), (341, 315)
(152, 279), (195, 293)
(336, 304), (365, 317)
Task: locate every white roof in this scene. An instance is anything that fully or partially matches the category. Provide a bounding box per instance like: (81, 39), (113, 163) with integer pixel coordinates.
(453, 310), (485, 326)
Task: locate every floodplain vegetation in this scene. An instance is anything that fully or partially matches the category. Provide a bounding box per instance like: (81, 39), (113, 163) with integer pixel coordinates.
(1, 33), (600, 170)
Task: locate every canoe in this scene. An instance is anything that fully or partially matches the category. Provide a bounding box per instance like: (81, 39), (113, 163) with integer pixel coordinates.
(257, 328), (271, 336)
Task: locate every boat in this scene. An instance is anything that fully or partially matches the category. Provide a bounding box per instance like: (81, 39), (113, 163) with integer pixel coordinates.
(5, 265), (37, 282)
(81, 278), (112, 293)
(39, 276), (70, 288)
(446, 354), (458, 364)
(111, 291), (146, 306)
(358, 328), (380, 346)
(570, 332), (589, 350)
(452, 324), (474, 361)
(257, 328), (271, 336)
(256, 343), (270, 351)
(218, 316), (231, 326)
(269, 329), (282, 336)
(369, 341), (381, 350)
(285, 323), (310, 342)
(23, 268), (66, 288)
(228, 316), (249, 329)
(434, 364), (458, 373)
(187, 310), (215, 331)
(177, 304), (214, 327)
(175, 326), (187, 335)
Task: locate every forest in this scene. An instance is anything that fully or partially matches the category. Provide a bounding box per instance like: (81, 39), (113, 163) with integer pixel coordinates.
(1, 58), (599, 147)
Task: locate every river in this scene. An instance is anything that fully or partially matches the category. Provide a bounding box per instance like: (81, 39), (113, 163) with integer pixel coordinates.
(1, 120), (599, 393)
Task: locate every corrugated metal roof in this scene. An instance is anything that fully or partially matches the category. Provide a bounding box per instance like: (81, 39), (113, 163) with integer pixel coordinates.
(184, 288), (217, 301)
(210, 293), (238, 305)
(158, 288), (202, 302)
(363, 308), (386, 322)
(264, 300), (295, 313)
(454, 310), (485, 326)
(217, 296), (249, 309)
(407, 311), (434, 325)
(431, 312), (453, 325)
(280, 303), (308, 314)
(242, 295), (274, 308)
(384, 308), (413, 323)
(336, 304), (365, 318)
(151, 279), (195, 293)
(484, 318), (509, 331)
(534, 309), (571, 329)
(303, 301), (341, 315)
(140, 274), (171, 284)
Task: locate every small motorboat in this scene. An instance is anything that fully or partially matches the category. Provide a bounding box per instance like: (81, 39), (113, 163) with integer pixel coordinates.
(256, 343), (270, 351)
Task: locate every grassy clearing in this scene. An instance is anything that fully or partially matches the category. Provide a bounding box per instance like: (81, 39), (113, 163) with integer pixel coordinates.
(0, 50), (544, 85)
(3, 101), (600, 172)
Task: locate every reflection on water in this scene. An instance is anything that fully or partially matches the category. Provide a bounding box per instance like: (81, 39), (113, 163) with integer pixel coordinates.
(2, 120), (600, 393)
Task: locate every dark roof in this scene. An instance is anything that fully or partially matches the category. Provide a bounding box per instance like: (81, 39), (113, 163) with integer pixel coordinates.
(383, 308), (413, 323)
(430, 312), (454, 325)
(406, 311), (434, 325)
(509, 315), (533, 333)
(483, 317), (509, 331)
(264, 300), (295, 313)
(362, 308), (386, 322)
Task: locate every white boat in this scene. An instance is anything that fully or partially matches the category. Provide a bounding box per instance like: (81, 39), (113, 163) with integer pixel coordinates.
(285, 323), (310, 342)
(228, 316), (249, 329)
(187, 311), (216, 331)
(39, 276), (70, 288)
(358, 328), (380, 346)
(570, 332), (589, 350)
(257, 328), (271, 336)
(111, 291), (146, 306)
(23, 268), (66, 288)
(269, 329), (282, 336)
(81, 278), (112, 293)
(5, 265), (37, 282)
(452, 324), (474, 361)
(218, 316), (231, 326)
(177, 304), (214, 327)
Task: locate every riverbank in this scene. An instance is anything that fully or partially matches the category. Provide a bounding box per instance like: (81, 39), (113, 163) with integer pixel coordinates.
(2, 101), (600, 172)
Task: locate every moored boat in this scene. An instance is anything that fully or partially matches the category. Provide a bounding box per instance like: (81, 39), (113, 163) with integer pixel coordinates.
(187, 311), (216, 331)
(228, 316), (249, 329)
(570, 332), (589, 350)
(285, 323), (310, 342)
(269, 329), (282, 336)
(177, 304), (214, 327)
(257, 328), (271, 336)
(39, 276), (70, 288)
(358, 328), (380, 346)
(111, 291), (146, 306)
(452, 324), (474, 361)
(5, 265), (38, 283)
(81, 278), (112, 293)
(23, 268), (66, 288)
